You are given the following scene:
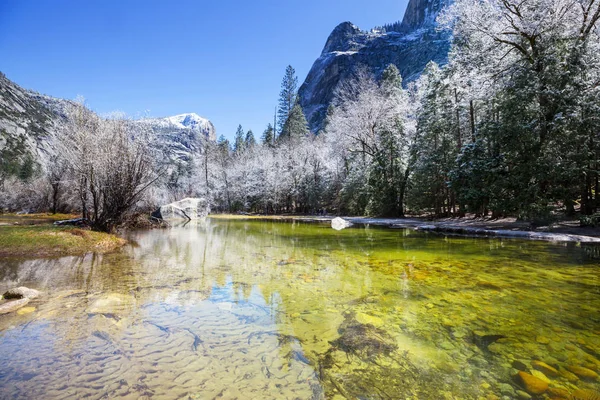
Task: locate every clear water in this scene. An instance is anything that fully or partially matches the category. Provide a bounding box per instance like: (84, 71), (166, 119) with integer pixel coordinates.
(0, 218), (599, 399)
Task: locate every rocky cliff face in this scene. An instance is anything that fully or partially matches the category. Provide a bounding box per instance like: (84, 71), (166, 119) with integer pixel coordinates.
(0, 72), (66, 166)
(0, 73), (215, 172)
(298, 0), (452, 132)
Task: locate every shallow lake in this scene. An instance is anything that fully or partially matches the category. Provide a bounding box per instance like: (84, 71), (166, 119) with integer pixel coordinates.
(0, 218), (599, 399)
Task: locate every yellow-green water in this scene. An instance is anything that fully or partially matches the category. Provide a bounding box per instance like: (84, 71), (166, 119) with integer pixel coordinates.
(0, 218), (599, 399)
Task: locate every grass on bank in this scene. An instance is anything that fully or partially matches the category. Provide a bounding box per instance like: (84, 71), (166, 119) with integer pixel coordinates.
(0, 222), (126, 258)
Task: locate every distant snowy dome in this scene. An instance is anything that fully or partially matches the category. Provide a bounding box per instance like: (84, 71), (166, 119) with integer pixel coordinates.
(138, 112), (216, 142)
(166, 113), (211, 131)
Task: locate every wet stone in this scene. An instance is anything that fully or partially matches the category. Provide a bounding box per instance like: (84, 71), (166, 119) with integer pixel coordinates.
(531, 360), (558, 377)
(512, 360), (528, 371)
(567, 365), (599, 380)
(516, 371), (548, 395)
(530, 369), (550, 383)
(3, 287), (40, 300)
(536, 336), (551, 344)
(498, 383), (515, 397)
(515, 390), (532, 400)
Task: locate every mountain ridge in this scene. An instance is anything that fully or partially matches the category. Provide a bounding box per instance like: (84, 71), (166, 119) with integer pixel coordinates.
(0, 72), (216, 173)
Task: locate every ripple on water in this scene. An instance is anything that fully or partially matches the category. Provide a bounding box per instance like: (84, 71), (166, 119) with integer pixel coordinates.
(0, 219), (598, 399)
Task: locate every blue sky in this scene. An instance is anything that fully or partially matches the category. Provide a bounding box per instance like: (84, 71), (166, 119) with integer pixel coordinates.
(0, 0), (408, 139)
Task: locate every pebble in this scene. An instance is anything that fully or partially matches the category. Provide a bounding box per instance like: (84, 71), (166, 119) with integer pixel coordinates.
(572, 389), (600, 399)
(439, 341), (454, 350)
(515, 390), (531, 400)
(355, 312), (384, 327)
(536, 336), (551, 344)
(512, 360), (528, 371)
(566, 365), (599, 380)
(516, 371), (548, 395)
(559, 368), (580, 383)
(532, 360), (558, 377)
(547, 387), (571, 399)
(498, 383), (515, 397)
(530, 369), (551, 383)
(16, 306), (36, 315)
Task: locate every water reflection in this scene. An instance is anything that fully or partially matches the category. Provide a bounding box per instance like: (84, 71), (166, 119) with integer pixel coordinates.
(0, 219), (599, 399)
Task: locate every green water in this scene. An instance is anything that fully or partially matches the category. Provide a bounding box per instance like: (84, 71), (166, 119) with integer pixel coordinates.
(0, 218), (599, 399)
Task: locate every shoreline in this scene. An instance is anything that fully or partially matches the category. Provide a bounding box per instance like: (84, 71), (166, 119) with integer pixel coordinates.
(209, 214), (600, 243)
(0, 216), (127, 259)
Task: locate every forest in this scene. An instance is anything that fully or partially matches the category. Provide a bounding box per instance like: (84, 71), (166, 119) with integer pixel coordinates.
(1, 0), (599, 230)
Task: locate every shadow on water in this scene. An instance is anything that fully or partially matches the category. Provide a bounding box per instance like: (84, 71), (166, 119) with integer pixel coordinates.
(0, 218), (598, 399)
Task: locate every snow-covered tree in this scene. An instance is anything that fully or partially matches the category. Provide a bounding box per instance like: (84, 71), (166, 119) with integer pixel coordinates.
(56, 101), (161, 231)
(327, 65), (412, 216)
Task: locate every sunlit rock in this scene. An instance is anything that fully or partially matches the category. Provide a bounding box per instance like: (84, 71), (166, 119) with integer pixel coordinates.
(531, 360), (559, 377)
(516, 371), (548, 395)
(0, 298), (30, 315)
(88, 293), (134, 314)
(567, 365), (599, 380)
(571, 389), (600, 400)
(153, 197), (210, 220)
(16, 306), (36, 315)
(3, 286), (40, 300)
(331, 217), (353, 230)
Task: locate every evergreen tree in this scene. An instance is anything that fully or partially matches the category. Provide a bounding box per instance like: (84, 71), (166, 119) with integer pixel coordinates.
(365, 64), (409, 217)
(245, 130), (256, 148)
(281, 102), (309, 141)
(407, 62), (460, 216)
(217, 135), (231, 153)
(277, 65), (298, 136)
(234, 125), (245, 155)
(261, 124), (275, 147)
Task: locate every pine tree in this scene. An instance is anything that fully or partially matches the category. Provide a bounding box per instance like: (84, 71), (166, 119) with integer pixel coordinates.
(281, 102), (309, 141)
(217, 135), (231, 153)
(245, 130), (256, 148)
(277, 65), (298, 136)
(234, 125), (245, 155)
(261, 124), (275, 146)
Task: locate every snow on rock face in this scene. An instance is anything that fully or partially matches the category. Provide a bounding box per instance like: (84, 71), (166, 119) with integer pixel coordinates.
(0, 72), (216, 169)
(138, 113), (216, 162)
(298, 0), (453, 132)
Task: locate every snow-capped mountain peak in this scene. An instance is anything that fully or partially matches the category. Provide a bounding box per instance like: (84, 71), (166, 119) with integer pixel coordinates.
(138, 112), (216, 142)
(166, 113), (211, 131)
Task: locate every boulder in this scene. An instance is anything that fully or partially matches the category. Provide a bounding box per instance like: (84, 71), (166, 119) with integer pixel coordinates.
(3, 286), (40, 300)
(331, 217), (353, 230)
(152, 198), (210, 220)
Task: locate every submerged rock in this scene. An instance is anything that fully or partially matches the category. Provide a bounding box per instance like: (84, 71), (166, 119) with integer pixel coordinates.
(16, 306), (36, 315)
(152, 197), (209, 220)
(331, 217), (353, 231)
(567, 365), (599, 380)
(531, 360), (559, 377)
(3, 287), (40, 300)
(470, 331), (507, 351)
(0, 298), (30, 314)
(547, 387), (572, 399)
(516, 371), (548, 395)
(571, 389), (600, 400)
(330, 312), (397, 359)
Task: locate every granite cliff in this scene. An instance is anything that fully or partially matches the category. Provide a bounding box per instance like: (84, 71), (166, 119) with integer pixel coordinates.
(298, 0), (452, 131)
